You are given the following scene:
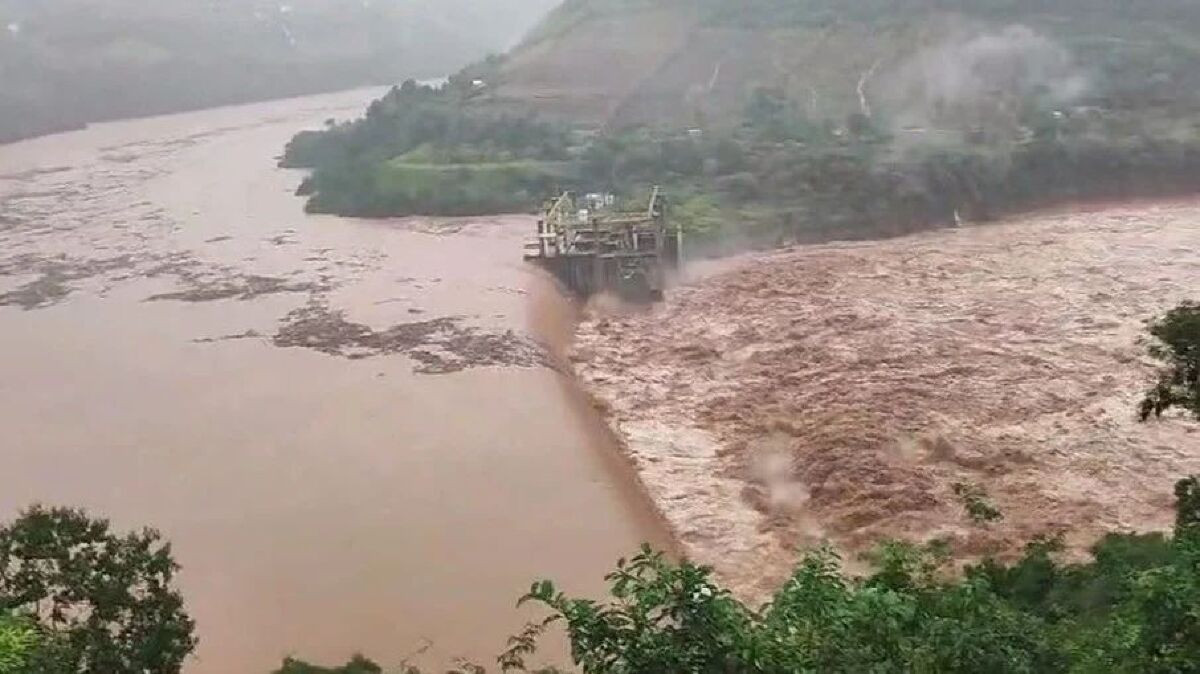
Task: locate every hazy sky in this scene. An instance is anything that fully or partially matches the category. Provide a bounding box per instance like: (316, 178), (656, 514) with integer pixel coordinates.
(0, 0), (566, 142)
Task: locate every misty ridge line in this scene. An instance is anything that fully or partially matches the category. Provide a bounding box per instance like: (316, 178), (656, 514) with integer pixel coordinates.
(0, 0), (560, 144)
(877, 24), (1088, 138)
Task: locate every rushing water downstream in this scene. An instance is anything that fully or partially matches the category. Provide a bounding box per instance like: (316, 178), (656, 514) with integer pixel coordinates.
(0, 89), (669, 672)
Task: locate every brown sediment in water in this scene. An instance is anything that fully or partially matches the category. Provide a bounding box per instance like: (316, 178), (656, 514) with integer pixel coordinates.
(0, 90), (672, 673)
(572, 199), (1200, 600)
(528, 279), (686, 561)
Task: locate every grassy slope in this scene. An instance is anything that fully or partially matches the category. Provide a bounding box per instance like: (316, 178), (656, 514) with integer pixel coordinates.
(284, 0), (1200, 235)
(491, 0), (1200, 130)
(495, 2), (701, 124)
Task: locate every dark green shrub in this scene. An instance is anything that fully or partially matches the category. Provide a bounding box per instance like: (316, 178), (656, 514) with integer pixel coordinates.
(0, 507), (196, 674)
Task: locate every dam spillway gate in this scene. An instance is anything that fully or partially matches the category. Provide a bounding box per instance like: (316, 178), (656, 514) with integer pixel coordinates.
(524, 187), (682, 301)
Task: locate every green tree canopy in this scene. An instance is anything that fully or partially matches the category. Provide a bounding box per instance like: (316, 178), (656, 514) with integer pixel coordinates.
(272, 655), (385, 674)
(0, 506), (196, 674)
(502, 476), (1200, 674)
(0, 612), (37, 673)
(1141, 302), (1200, 420)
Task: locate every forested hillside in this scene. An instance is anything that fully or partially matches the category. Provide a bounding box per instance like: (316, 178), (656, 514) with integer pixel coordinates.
(500, 0), (1200, 128)
(284, 0), (1200, 245)
(0, 0), (558, 143)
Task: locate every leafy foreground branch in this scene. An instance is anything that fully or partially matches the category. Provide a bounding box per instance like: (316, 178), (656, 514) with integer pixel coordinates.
(284, 476), (1200, 674)
(1141, 302), (1200, 421)
(0, 506), (196, 674)
(0, 484), (1196, 674)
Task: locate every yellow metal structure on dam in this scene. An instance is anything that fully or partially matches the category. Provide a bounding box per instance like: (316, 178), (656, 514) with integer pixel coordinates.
(524, 187), (682, 301)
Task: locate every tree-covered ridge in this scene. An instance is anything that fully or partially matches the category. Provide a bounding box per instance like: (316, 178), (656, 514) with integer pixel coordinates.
(280, 77), (576, 217)
(285, 72), (1200, 244)
(287, 0), (1200, 245)
(283, 79), (572, 170)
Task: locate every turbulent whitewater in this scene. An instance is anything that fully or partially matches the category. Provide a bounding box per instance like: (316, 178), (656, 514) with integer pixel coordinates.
(573, 201), (1200, 598)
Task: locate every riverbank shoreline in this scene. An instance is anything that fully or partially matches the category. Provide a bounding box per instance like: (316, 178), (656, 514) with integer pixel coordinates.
(569, 198), (1200, 599)
(0, 91), (671, 673)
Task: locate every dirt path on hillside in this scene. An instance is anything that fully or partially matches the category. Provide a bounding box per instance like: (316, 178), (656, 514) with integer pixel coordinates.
(573, 200), (1200, 600)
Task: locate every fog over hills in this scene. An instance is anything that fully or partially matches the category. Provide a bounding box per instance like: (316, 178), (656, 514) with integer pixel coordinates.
(0, 0), (560, 142)
(495, 0), (1200, 130)
(280, 0), (1200, 242)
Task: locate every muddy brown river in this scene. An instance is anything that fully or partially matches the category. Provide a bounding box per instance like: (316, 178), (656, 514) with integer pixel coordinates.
(0, 90), (668, 672)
